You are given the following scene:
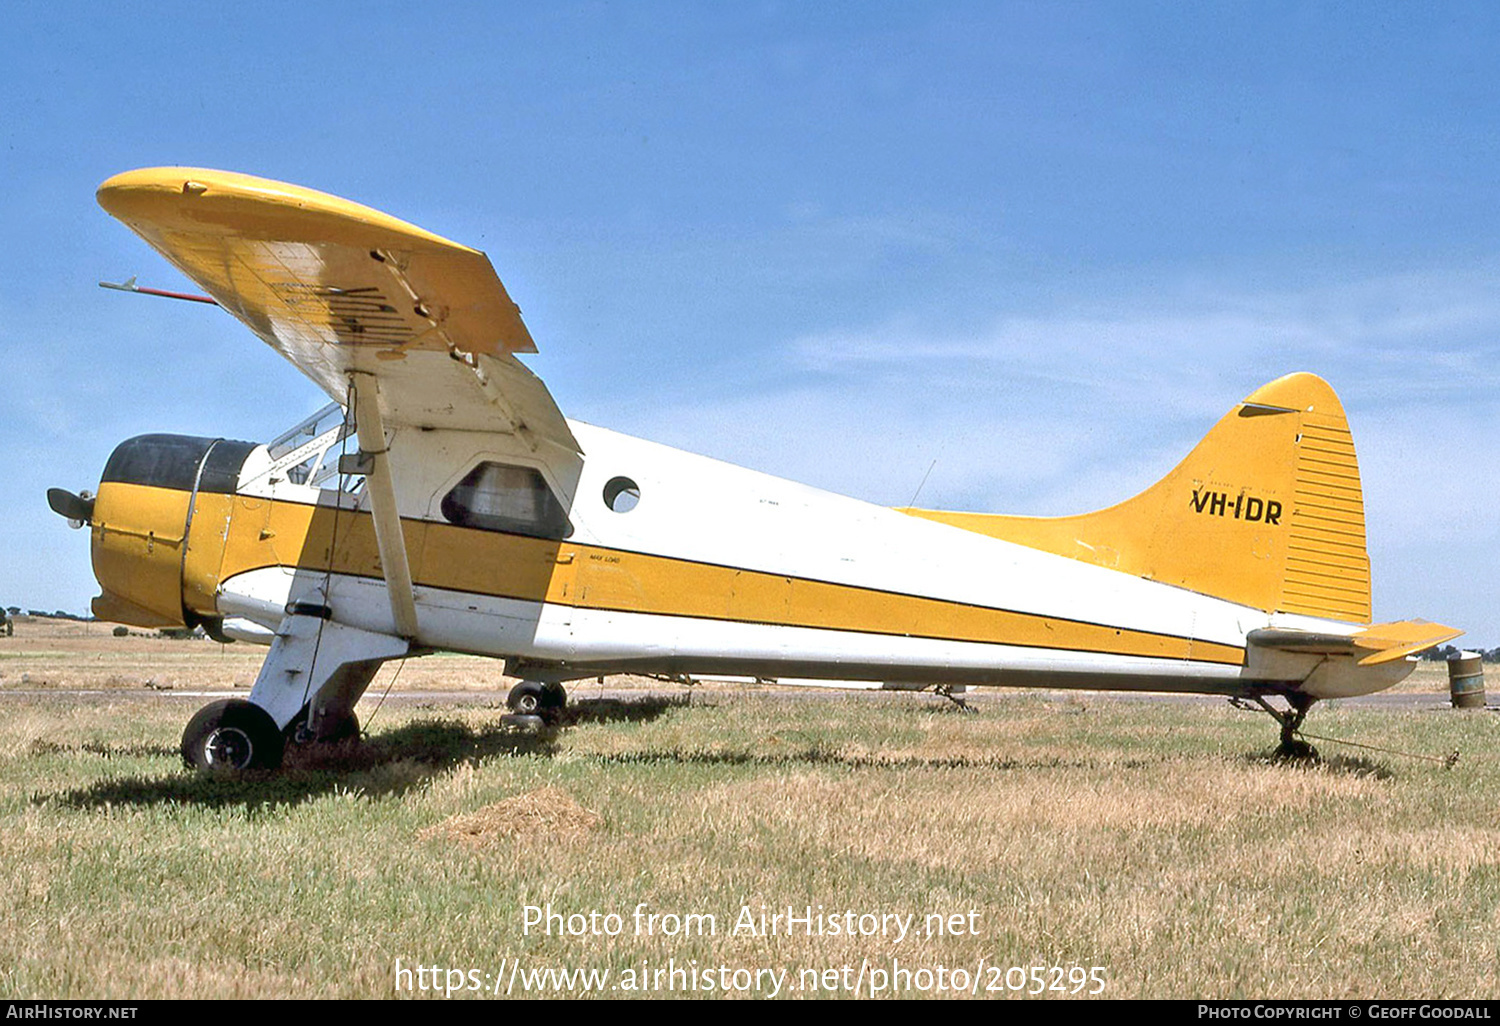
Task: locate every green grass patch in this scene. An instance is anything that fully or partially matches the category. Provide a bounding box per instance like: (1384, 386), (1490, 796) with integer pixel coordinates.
(0, 690), (1496, 998)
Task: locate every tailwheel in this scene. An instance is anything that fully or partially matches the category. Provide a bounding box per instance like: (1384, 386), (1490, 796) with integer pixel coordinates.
(182, 699), (284, 772)
(506, 680), (567, 724)
(1235, 693), (1320, 762)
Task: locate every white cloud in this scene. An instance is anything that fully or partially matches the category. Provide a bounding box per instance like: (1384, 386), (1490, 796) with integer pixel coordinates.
(789, 268), (1500, 394)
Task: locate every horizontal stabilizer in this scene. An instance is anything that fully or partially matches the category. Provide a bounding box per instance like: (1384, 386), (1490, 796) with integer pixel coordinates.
(1247, 620), (1463, 666)
(1351, 620), (1465, 665)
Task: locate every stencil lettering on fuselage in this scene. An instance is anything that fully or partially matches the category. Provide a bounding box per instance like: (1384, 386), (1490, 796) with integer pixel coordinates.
(1189, 489), (1282, 525)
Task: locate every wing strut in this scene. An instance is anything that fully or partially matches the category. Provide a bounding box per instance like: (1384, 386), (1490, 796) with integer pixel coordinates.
(349, 373), (419, 639)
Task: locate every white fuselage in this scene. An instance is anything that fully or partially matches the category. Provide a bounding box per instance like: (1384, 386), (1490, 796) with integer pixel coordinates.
(215, 419), (1406, 700)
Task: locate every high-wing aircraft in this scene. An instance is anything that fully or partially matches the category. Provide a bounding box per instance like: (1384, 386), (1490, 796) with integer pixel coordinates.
(49, 167), (1461, 773)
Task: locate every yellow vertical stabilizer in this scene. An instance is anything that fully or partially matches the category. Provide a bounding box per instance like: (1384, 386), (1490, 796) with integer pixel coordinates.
(901, 373), (1372, 621)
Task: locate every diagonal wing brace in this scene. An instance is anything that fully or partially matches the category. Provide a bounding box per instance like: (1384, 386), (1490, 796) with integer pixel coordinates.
(348, 373), (420, 639)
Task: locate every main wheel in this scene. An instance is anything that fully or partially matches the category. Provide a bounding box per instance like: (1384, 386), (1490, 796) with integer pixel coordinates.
(507, 681), (567, 722)
(287, 709), (361, 745)
(507, 681), (545, 715)
(319, 711), (361, 743)
(181, 699), (285, 772)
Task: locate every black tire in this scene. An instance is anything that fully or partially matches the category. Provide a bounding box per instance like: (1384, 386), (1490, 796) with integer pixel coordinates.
(507, 681), (567, 722)
(320, 711), (361, 743)
(507, 681), (545, 716)
(181, 699), (284, 772)
(287, 709), (361, 745)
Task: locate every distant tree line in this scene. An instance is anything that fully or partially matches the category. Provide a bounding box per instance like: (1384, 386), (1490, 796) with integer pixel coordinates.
(5, 606), (87, 622)
(1423, 644), (1500, 663)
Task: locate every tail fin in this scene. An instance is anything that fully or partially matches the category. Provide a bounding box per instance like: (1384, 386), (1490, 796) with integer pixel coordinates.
(901, 372), (1372, 622)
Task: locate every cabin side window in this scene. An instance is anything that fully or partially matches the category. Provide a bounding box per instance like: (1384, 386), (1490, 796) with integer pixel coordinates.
(440, 462), (572, 539)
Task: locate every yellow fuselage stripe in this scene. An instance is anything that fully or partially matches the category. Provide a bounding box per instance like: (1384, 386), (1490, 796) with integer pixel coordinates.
(106, 483), (1246, 666)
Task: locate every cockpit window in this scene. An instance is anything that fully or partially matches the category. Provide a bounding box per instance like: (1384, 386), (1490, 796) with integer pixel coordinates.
(440, 462), (572, 539)
(245, 402), (363, 496)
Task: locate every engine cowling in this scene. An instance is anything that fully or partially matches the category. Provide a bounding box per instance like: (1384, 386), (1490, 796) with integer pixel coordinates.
(88, 434), (256, 628)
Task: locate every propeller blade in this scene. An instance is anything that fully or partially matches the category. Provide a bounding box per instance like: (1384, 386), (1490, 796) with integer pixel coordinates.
(46, 488), (94, 525)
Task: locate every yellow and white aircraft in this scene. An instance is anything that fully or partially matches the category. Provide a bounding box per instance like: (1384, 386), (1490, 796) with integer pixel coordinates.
(50, 167), (1461, 772)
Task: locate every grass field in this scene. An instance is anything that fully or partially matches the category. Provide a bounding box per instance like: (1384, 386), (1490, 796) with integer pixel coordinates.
(0, 619), (1496, 999)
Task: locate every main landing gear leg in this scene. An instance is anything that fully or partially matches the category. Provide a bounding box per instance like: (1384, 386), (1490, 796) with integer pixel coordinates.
(1238, 693), (1319, 761)
(181, 613), (408, 772)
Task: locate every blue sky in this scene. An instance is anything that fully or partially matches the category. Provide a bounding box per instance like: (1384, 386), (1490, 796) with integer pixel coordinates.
(2, 2), (1496, 642)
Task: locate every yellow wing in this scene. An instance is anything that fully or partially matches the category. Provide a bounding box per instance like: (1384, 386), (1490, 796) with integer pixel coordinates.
(97, 167), (576, 452)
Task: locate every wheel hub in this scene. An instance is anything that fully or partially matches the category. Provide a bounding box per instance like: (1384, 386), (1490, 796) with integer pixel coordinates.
(203, 726), (254, 769)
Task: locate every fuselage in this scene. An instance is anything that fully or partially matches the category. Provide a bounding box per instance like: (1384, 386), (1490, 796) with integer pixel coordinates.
(85, 416), (1410, 701)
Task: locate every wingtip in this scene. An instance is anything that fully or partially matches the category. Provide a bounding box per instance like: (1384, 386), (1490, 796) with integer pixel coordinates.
(97, 168), (256, 230)
(98, 166), (217, 209)
(97, 166), (482, 255)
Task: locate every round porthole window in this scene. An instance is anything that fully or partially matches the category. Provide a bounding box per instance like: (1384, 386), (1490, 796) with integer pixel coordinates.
(603, 476), (640, 513)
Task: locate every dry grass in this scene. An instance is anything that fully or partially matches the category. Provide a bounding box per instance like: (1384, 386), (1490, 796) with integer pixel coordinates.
(1, 618), (1497, 1000)
(418, 786), (602, 848)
